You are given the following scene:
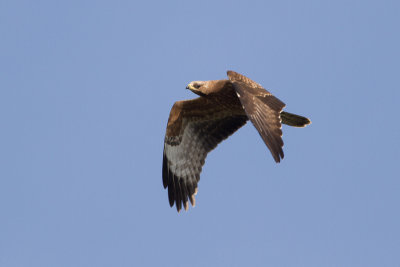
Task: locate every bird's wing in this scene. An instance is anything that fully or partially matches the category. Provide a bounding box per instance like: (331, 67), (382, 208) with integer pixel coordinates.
(227, 70), (286, 163)
(163, 97), (248, 212)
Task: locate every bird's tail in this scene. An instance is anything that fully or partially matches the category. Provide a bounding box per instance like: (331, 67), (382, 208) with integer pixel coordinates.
(280, 111), (311, 127)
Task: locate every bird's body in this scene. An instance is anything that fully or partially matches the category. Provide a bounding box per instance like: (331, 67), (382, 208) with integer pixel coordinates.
(163, 71), (310, 212)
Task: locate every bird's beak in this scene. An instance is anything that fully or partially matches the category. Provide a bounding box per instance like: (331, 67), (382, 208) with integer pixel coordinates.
(186, 84), (192, 90)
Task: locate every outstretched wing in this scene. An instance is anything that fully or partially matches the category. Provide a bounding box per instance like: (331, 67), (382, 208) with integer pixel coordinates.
(163, 97), (248, 212)
(227, 70), (286, 163)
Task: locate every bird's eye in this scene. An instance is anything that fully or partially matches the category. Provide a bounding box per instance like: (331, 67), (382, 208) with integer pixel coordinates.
(194, 84), (201, 89)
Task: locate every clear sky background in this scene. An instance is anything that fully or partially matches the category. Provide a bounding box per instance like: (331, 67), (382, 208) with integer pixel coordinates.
(1, 0), (399, 266)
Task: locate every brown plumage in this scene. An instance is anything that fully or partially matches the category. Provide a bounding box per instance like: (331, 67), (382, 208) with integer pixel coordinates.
(163, 71), (311, 212)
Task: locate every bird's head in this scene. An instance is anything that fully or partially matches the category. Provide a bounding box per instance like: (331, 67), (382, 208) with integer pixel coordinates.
(186, 81), (208, 97)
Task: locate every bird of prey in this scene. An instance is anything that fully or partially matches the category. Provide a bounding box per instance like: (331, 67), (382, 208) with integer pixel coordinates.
(162, 70), (310, 212)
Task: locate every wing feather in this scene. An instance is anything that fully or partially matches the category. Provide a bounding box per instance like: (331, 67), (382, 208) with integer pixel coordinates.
(163, 97), (248, 212)
(227, 70), (286, 162)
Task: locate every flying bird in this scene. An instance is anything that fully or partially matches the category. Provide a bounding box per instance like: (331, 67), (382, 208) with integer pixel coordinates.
(162, 71), (310, 212)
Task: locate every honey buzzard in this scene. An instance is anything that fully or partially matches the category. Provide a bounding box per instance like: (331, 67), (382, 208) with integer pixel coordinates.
(162, 71), (310, 212)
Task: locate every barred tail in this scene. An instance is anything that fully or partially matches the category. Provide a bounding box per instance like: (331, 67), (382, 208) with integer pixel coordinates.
(280, 111), (311, 127)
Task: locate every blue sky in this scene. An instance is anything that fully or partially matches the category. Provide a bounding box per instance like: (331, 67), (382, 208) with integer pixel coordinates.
(1, 0), (399, 266)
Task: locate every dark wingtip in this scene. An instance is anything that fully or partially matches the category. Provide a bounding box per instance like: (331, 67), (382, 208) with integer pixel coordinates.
(273, 155), (282, 163)
(278, 152), (284, 163)
(168, 187), (174, 207)
(162, 153), (169, 188)
(271, 147), (284, 163)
